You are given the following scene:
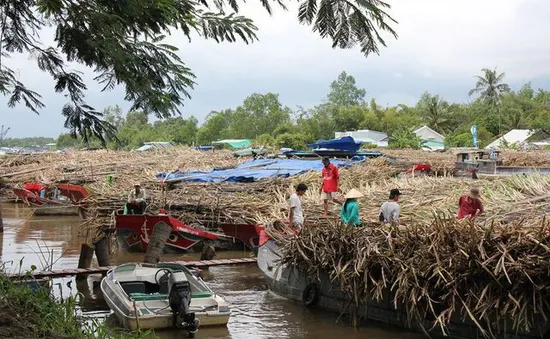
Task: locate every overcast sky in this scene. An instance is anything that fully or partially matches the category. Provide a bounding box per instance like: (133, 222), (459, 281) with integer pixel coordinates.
(2, 0), (550, 138)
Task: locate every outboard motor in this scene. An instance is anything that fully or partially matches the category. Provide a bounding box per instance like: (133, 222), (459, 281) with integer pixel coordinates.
(168, 271), (199, 336)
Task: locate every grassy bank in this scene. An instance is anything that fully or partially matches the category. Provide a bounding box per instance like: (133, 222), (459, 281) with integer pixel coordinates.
(0, 273), (151, 339)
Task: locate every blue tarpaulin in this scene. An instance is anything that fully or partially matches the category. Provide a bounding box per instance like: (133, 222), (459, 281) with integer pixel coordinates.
(156, 158), (364, 183)
(307, 136), (362, 153)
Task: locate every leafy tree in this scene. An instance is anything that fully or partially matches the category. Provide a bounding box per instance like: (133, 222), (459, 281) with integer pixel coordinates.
(56, 134), (80, 148)
(196, 110), (233, 145)
(255, 133), (276, 147)
(152, 116), (198, 145)
(125, 111), (149, 127)
(229, 93), (291, 139)
(332, 105), (366, 131)
(379, 106), (421, 136)
(276, 132), (310, 150)
(272, 123), (298, 137)
(327, 71), (366, 106)
(296, 105), (336, 140)
(445, 125), (492, 148)
(389, 128), (421, 149)
(1, 0), (397, 141)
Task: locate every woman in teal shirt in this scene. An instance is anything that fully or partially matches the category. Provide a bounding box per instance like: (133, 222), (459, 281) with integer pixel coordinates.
(338, 189), (364, 226)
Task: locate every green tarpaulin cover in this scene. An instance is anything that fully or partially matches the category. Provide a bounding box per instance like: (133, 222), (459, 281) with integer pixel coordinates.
(212, 139), (251, 149)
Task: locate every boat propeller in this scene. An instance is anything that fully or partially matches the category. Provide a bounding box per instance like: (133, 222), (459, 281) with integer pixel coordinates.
(168, 271), (200, 337)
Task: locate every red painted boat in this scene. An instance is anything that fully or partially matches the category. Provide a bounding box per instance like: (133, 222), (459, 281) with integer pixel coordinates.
(13, 183), (88, 216)
(219, 223), (262, 250)
(13, 187), (47, 206)
(56, 183), (89, 203)
(115, 211), (219, 253)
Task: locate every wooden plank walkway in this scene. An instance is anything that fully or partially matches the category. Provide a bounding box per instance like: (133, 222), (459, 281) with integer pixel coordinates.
(6, 258), (257, 279)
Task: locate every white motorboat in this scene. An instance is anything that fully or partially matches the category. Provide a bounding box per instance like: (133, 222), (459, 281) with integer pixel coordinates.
(100, 262), (231, 334)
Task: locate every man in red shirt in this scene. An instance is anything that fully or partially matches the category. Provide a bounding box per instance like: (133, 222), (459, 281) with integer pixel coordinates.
(457, 188), (484, 220)
(319, 157), (339, 216)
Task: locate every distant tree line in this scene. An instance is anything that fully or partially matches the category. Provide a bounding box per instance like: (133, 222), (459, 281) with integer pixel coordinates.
(0, 137), (56, 147)
(10, 68), (550, 151)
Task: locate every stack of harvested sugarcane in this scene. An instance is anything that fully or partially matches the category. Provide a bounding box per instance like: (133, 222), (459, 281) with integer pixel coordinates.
(0, 148), (239, 186)
(500, 150), (550, 167)
(78, 158), (401, 242)
(267, 173), (550, 336)
(264, 173), (550, 227)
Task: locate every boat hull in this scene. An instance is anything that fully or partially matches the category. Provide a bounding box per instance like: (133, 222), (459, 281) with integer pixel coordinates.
(115, 213), (218, 253)
(218, 223), (261, 250)
(257, 240), (546, 339)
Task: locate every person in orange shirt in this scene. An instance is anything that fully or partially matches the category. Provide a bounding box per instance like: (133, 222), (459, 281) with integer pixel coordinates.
(319, 157), (339, 216)
(457, 188), (484, 220)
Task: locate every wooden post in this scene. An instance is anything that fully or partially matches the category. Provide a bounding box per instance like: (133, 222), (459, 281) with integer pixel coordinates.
(144, 222), (173, 264)
(0, 206), (3, 232)
(77, 243), (95, 280)
(94, 237), (111, 267)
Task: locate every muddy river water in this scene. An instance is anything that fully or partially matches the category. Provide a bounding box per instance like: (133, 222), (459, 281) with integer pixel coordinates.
(0, 203), (423, 339)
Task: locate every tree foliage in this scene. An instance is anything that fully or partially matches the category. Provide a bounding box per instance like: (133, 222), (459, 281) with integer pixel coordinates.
(51, 68), (550, 151)
(1, 0), (398, 143)
(327, 71), (366, 106)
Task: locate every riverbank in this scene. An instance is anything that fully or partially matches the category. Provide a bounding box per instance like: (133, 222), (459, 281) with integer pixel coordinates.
(0, 273), (150, 339)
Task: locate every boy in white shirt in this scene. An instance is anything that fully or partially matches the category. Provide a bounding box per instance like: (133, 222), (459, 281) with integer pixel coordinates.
(289, 183), (308, 231)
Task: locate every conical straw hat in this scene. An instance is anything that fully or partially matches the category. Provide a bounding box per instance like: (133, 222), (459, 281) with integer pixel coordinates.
(345, 188), (364, 200)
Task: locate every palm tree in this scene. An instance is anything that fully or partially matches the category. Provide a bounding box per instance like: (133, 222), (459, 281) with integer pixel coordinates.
(469, 68), (510, 135)
(468, 68), (510, 104)
(61, 104), (117, 148)
(416, 92), (451, 134)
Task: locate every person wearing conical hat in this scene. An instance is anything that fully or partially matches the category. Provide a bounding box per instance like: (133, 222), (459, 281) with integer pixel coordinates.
(457, 187), (484, 220)
(337, 188), (364, 226)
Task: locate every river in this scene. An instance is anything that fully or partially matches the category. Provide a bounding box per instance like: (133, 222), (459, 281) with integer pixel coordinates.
(0, 203), (423, 339)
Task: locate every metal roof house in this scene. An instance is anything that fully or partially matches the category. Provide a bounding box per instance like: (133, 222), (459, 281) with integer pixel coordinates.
(334, 129), (389, 147)
(134, 142), (174, 152)
(413, 125), (445, 151)
(485, 129), (533, 150)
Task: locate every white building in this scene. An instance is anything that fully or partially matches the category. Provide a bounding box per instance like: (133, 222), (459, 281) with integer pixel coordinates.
(413, 125), (445, 151)
(335, 129), (389, 147)
(485, 129), (534, 150)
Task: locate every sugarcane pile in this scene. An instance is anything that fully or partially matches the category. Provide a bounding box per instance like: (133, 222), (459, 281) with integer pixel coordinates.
(270, 219), (550, 336)
(80, 157), (401, 238)
(381, 149), (456, 175)
(0, 147), (239, 187)
(266, 174), (550, 336)
(262, 172), (550, 227)
(501, 150), (550, 167)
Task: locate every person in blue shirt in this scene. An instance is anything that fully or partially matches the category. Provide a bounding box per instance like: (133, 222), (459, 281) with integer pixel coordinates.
(336, 189), (364, 226)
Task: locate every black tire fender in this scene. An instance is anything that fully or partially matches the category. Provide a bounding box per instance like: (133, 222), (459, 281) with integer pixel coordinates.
(302, 283), (319, 307)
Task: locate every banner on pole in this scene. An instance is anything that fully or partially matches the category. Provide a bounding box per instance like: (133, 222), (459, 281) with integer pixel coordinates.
(470, 125), (478, 148)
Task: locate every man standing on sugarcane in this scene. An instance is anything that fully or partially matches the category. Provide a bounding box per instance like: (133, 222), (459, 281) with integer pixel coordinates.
(319, 157), (339, 217)
(126, 183), (147, 214)
(457, 188), (484, 220)
(289, 183), (308, 232)
(380, 189), (402, 224)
